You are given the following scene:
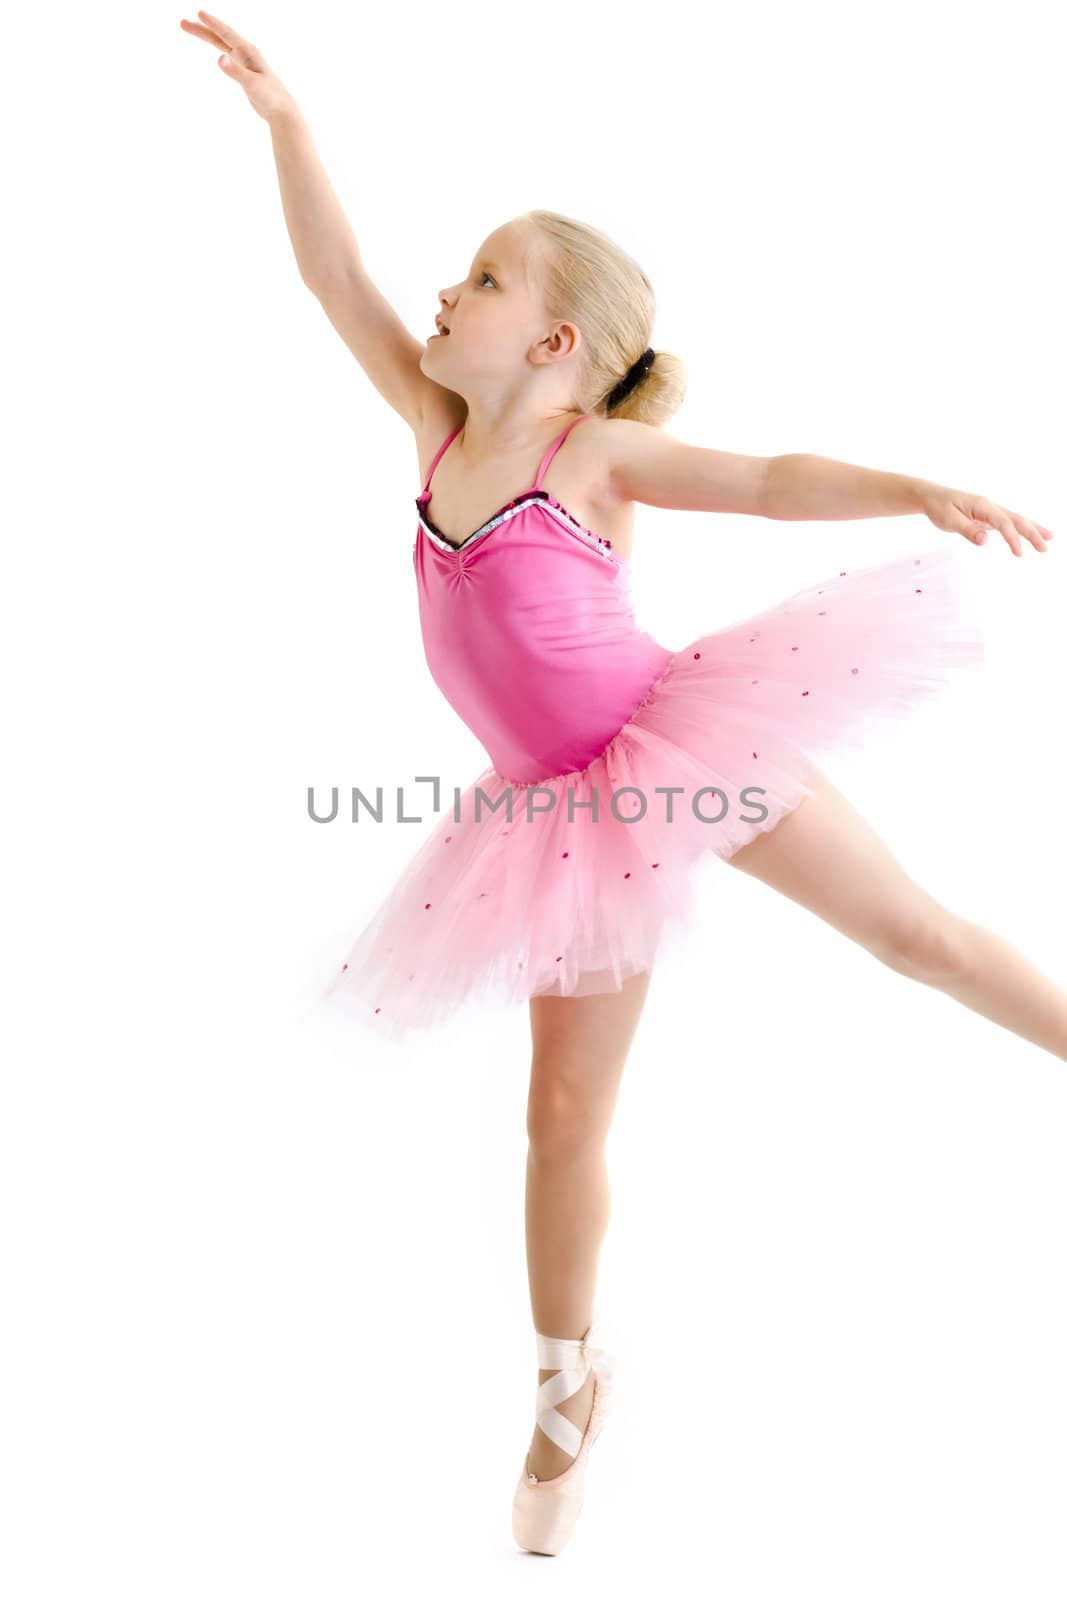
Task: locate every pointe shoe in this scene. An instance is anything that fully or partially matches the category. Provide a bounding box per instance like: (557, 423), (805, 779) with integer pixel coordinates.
(511, 1316), (617, 1556)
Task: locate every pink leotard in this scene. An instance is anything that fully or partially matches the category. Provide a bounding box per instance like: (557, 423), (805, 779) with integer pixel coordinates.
(414, 414), (672, 784)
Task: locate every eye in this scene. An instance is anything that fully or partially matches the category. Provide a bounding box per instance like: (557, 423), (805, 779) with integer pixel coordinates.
(478, 271), (496, 287)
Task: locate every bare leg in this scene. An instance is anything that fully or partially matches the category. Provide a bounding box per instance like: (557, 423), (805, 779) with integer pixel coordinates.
(727, 765), (1067, 1062)
(523, 968), (653, 1480)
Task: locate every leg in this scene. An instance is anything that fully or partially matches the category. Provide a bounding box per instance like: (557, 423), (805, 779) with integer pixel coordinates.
(523, 967), (652, 1480)
(727, 765), (1067, 1063)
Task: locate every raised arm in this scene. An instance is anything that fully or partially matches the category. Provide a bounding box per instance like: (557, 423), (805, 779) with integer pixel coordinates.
(181, 10), (443, 434)
(269, 105), (436, 431)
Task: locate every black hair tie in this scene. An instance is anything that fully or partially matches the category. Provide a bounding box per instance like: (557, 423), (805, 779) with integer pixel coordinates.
(606, 346), (656, 411)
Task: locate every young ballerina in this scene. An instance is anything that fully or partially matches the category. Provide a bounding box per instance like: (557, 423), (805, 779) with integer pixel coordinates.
(183, 10), (1063, 1557)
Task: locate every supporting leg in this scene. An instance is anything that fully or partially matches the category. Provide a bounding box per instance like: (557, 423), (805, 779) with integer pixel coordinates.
(523, 968), (652, 1480)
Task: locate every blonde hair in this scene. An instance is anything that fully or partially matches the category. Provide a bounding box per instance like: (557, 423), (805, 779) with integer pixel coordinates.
(517, 209), (687, 427)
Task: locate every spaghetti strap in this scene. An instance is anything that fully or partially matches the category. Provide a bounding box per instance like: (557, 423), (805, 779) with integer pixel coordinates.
(533, 414), (592, 491)
(421, 424), (464, 497)
(421, 413), (591, 501)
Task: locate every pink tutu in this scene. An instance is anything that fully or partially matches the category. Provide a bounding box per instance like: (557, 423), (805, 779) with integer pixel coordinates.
(315, 541), (984, 1040)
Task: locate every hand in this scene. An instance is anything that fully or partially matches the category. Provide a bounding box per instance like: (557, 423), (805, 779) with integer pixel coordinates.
(179, 9), (296, 123)
(918, 482), (1055, 557)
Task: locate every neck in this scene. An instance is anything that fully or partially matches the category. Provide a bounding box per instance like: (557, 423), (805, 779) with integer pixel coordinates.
(455, 405), (585, 466)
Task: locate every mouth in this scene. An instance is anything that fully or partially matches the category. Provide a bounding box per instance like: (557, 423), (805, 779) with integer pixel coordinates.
(433, 317), (451, 338)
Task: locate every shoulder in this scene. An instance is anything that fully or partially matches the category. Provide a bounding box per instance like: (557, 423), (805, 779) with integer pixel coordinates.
(528, 413), (641, 511)
(573, 415), (654, 512)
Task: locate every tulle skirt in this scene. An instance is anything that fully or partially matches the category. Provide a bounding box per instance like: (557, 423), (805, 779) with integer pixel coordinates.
(314, 543), (984, 1040)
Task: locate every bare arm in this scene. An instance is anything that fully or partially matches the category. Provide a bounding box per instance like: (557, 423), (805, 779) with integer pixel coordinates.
(181, 10), (439, 432)
(606, 418), (770, 516)
(761, 454), (924, 520)
(269, 107), (433, 429)
(763, 454), (1053, 553)
(267, 103), (364, 291)
(604, 418), (1053, 556)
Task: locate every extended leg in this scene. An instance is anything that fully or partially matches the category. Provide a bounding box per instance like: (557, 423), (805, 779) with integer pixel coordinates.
(523, 968), (652, 1481)
(726, 766), (1067, 1063)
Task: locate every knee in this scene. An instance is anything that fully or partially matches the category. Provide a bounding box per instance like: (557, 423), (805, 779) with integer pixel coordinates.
(873, 904), (970, 983)
(526, 1065), (606, 1159)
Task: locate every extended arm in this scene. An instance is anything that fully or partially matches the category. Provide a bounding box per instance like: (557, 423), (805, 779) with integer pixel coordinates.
(763, 453), (1052, 554)
(608, 420), (1053, 555)
(760, 453), (924, 520)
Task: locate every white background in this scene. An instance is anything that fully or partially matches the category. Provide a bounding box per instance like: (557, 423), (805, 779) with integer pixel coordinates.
(3, 0), (1065, 1594)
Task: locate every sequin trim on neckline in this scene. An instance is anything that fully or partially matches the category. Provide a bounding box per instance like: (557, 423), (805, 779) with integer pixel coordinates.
(415, 488), (621, 564)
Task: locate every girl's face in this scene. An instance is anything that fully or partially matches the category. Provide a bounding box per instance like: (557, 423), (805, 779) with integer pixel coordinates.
(423, 224), (571, 393)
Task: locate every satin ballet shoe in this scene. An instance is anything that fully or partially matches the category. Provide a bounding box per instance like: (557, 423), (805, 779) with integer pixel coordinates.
(511, 1317), (617, 1556)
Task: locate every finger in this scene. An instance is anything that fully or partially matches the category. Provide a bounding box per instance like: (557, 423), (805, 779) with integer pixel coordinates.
(974, 499), (1023, 556)
(180, 19), (227, 47)
(217, 50), (252, 78)
(197, 10), (259, 60)
(951, 510), (988, 546)
(1003, 507), (1056, 546)
(1004, 511), (1045, 551)
(197, 8), (238, 40)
